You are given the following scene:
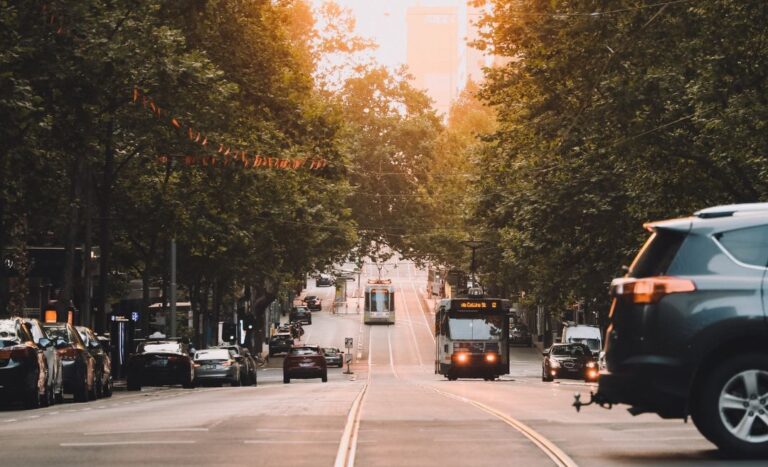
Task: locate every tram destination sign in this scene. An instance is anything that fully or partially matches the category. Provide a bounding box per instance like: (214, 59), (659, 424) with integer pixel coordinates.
(450, 299), (503, 312)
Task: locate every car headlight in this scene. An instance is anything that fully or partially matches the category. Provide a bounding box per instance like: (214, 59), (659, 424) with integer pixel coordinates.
(549, 360), (560, 368)
(586, 361), (597, 368)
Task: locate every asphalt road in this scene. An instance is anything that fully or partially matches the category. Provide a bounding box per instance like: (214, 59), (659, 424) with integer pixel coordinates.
(1, 262), (764, 466)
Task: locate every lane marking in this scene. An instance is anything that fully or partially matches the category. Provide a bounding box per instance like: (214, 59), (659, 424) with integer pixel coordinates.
(398, 285), (424, 368)
(251, 428), (342, 433)
(334, 327), (372, 467)
(409, 280), (436, 344)
(387, 325), (398, 379)
(426, 386), (578, 467)
(245, 440), (339, 444)
(84, 428), (209, 436)
(60, 441), (196, 447)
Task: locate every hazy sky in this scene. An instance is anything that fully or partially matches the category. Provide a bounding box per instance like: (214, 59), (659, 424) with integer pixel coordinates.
(312, 0), (465, 69)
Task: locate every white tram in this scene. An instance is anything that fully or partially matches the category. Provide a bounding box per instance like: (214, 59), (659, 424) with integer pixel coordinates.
(434, 297), (510, 380)
(363, 279), (395, 325)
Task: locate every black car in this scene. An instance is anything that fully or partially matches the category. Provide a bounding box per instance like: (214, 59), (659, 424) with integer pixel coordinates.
(23, 318), (64, 405)
(594, 203), (768, 456)
(302, 296), (322, 312)
(510, 323), (533, 347)
(0, 318), (49, 408)
(323, 347), (344, 368)
(316, 274), (334, 287)
(218, 344), (257, 386)
(290, 306), (312, 324)
(268, 334), (294, 356)
(126, 340), (195, 390)
(76, 326), (113, 398)
(43, 322), (96, 402)
(542, 343), (598, 382)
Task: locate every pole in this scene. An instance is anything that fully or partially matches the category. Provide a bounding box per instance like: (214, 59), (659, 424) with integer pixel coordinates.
(170, 239), (177, 338)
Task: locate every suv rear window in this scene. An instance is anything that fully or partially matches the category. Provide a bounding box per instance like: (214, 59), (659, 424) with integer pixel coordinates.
(715, 225), (768, 267)
(628, 230), (686, 278)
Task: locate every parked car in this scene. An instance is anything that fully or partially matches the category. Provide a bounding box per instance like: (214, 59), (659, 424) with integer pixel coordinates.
(126, 340), (195, 391)
(509, 323), (533, 347)
(542, 343), (598, 382)
(302, 296), (322, 312)
(596, 203), (768, 456)
(290, 306), (312, 324)
(269, 333), (294, 356)
(193, 348), (242, 386)
(0, 318), (50, 408)
(283, 345), (327, 383)
(218, 344), (257, 386)
(43, 322), (95, 402)
(22, 318), (64, 405)
(76, 326), (112, 398)
(316, 274), (334, 287)
(323, 347), (344, 368)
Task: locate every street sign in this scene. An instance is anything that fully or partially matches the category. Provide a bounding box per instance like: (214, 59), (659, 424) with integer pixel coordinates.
(346, 354), (352, 363)
(345, 337), (353, 349)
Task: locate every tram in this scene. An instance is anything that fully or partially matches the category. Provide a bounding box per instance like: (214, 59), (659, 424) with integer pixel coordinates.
(363, 279), (395, 325)
(434, 294), (510, 380)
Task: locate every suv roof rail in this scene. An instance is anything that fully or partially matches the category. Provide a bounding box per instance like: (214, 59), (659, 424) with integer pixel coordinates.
(695, 203), (768, 218)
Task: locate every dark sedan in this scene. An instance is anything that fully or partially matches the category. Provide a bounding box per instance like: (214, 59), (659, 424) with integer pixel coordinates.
(126, 340), (195, 390)
(283, 346), (327, 383)
(509, 323), (533, 347)
(0, 318), (49, 408)
(43, 322), (96, 402)
(323, 348), (344, 368)
(76, 326), (112, 398)
(290, 306), (312, 324)
(269, 334), (294, 356)
(542, 343), (598, 383)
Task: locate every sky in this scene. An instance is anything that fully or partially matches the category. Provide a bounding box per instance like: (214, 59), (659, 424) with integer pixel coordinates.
(312, 0), (466, 69)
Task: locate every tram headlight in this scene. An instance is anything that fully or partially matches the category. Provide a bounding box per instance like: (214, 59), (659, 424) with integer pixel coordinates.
(485, 353), (497, 363)
(454, 352), (469, 364)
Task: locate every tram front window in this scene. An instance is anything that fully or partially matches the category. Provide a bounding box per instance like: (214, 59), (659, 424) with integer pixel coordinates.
(448, 316), (503, 340)
(370, 289), (390, 312)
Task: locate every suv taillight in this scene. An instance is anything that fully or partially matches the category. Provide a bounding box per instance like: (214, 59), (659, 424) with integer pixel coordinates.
(611, 276), (696, 304)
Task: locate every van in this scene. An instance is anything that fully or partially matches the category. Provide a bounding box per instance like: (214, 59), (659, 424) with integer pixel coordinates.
(561, 323), (601, 355)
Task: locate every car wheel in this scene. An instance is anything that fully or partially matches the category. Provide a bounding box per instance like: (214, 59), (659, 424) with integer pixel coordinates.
(283, 375), (290, 384)
(182, 376), (195, 389)
(322, 372), (328, 383)
(692, 354), (768, 457)
(94, 371), (104, 399)
(74, 369), (89, 402)
(542, 369), (553, 382)
(126, 378), (141, 391)
(55, 387), (64, 404)
(103, 378), (113, 398)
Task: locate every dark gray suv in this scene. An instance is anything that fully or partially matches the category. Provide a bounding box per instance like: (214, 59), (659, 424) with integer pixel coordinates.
(597, 203), (768, 456)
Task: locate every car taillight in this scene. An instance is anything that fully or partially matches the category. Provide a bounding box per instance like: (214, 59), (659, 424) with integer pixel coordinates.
(58, 347), (78, 360)
(611, 276), (695, 304)
(222, 360), (233, 367)
(485, 353), (497, 363)
(10, 346), (29, 360)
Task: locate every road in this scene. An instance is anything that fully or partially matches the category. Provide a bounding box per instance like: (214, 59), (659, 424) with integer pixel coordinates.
(0, 262), (761, 466)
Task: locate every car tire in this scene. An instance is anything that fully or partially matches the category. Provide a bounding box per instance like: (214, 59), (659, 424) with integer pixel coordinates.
(283, 375), (290, 384)
(74, 368), (90, 402)
(542, 369), (554, 382)
(94, 371), (104, 399)
(126, 378), (141, 391)
(24, 371), (42, 409)
(691, 354), (768, 457)
(55, 387), (64, 404)
(103, 378), (113, 397)
(322, 372), (328, 383)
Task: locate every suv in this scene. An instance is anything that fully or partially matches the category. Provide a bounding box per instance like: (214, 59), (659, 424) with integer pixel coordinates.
(596, 203), (768, 456)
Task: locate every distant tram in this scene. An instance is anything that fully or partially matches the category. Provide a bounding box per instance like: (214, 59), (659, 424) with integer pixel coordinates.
(364, 279), (395, 325)
(435, 296), (510, 380)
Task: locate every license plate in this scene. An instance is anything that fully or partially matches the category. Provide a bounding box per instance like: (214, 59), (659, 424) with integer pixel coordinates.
(149, 359), (167, 367)
(299, 363), (313, 367)
(204, 364), (216, 369)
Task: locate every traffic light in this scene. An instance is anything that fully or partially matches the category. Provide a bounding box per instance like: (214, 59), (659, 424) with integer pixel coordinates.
(242, 314), (256, 332)
(222, 322), (237, 344)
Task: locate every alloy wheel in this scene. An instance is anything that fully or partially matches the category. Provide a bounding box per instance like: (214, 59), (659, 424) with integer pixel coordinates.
(718, 369), (768, 444)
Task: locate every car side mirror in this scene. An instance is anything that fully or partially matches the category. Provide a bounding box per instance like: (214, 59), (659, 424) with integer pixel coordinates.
(38, 337), (52, 349)
(55, 338), (69, 349)
(542, 352), (548, 356)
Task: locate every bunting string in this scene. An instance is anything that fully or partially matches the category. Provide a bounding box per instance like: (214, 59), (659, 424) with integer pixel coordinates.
(132, 87), (328, 172)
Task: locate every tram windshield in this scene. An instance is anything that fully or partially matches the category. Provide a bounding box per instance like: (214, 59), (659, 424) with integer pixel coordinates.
(447, 315), (503, 340)
(369, 289), (391, 312)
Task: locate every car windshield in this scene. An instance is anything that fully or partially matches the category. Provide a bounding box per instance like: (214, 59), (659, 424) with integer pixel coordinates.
(324, 348), (339, 354)
(304, 296), (317, 301)
(566, 337), (601, 353)
(140, 343), (182, 354)
(290, 347), (319, 356)
(551, 345), (589, 357)
(195, 349), (231, 360)
(44, 326), (72, 343)
(448, 316), (503, 340)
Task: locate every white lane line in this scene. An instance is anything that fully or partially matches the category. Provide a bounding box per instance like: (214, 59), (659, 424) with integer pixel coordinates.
(387, 325), (398, 379)
(26, 415), (40, 419)
(251, 428), (342, 433)
(334, 327), (372, 467)
(426, 386), (578, 467)
(84, 428), (209, 436)
(410, 280), (436, 344)
(60, 441), (196, 447)
(245, 440), (340, 444)
(398, 285), (424, 368)
(48, 411), (60, 415)
(4, 419), (18, 423)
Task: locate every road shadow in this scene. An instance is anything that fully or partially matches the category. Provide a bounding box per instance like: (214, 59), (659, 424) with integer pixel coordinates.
(603, 448), (768, 465)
